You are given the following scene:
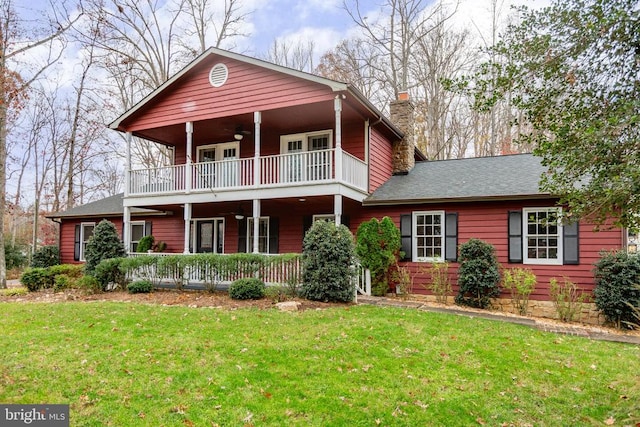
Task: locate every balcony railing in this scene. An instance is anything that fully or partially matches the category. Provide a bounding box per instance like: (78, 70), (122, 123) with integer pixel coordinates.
(127, 149), (367, 196)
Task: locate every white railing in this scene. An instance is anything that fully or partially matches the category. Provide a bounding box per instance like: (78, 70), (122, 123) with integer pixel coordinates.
(261, 149), (334, 186)
(342, 152), (367, 190)
(129, 164), (186, 195)
(128, 149), (367, 195)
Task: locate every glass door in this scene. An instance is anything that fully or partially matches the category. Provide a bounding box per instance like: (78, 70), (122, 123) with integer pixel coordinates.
(196, 219), (224, 253)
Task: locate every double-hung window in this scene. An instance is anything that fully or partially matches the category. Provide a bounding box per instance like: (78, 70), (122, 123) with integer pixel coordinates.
(74, 222), (95, 261)
(508, 207), (579, 265)
(247, 217), (270, 254)
(413, 211), (445, 262)
(523, 208), (561, 264)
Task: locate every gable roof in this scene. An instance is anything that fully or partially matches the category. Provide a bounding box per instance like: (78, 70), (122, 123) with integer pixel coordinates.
(46, 194), (161, 219)
(109, 47), (403, 140)
(363, 154), (551, 205)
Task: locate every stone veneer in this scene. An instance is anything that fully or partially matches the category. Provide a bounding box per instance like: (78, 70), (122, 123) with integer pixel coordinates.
(389, 93), (416, 175)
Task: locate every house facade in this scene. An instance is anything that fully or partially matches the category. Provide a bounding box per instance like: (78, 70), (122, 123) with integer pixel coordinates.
(49, 47), (631, 301)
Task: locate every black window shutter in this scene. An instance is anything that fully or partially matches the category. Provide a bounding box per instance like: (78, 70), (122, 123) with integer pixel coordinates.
(237, 219), (247, 253)
(121, 222), (125, 240)
(145, 221), (153, 236)
(269, 217), (279, 254)
(444, 212), (458, 262)
(563, 221), (579, 265)
(74, 224), (81, 261)
(508, 211), (523, 263)
(341, 215), (350, 229)
(400, 214), (412, 261)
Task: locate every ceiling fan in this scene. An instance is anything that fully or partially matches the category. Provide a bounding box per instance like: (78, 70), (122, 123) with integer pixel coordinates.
(232, 125), (251, 141)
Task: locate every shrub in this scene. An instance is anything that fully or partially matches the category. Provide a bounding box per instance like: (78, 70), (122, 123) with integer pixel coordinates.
(84, 220), (125, 275)
(76, 275), (102, 293)
(229, 278), (266, 300)
(127, 280), (153, 294)
(94, 258), (127, 291)
(0, 287), (28, 297)
(30, 245), (60, 268)
(301, 220), (356, 303)
(49, 264), (84, 279)
(53, 275), (74, 292)
(5, 241), (27, 269)
(455, 238), (500, 309)
(550, 277), (589, 322)
(264, 285), (290, 303)
(593, 251), (640, 328)
(391, 264), (413, 299)
(421, 262), (452, 304)
(355, 217), (402, 296)
(20, 268), (53, 292)
(137, 235), (154, 253)
(502, 268), (537, 315)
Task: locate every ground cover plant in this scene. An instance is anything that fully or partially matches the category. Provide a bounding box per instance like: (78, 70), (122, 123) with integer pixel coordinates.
(0, 302), (638, 426)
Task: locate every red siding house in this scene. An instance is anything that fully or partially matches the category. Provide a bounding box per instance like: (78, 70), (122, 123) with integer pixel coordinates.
(49, 47), (631, 302)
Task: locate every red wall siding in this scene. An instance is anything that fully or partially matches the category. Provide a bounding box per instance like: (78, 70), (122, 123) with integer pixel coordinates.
(124, 58), (336, 131)
(368, 127), (393, 192)
(352, 200), (624, 300)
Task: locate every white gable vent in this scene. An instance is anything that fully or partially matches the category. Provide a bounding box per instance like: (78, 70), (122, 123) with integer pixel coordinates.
(209, 63), (228, 87)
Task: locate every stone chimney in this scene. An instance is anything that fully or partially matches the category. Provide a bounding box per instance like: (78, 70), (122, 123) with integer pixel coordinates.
(389, 91), (415, 175)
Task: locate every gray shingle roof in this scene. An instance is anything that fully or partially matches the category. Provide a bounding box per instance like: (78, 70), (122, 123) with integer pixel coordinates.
(47, 193), (159, 219)
(364, 154), (551, 205)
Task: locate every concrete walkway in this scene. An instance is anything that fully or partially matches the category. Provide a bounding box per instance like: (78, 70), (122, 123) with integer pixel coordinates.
(357, 295), (640, 345)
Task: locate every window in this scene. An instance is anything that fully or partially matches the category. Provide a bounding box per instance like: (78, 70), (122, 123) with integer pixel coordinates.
(412, 211), (445, 262)
(247, 217), (269, 253)
(313, 214), (335, 223)
(195, 142), (239, 188)
(130, 221), (146, 252)
(523, 208), (562, 265)
(627, 228), (639, 254)
(191, 218), (225, 253)
(80, 222), (95, 261)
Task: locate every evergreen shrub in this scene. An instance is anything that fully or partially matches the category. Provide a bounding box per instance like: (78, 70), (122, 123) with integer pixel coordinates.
(594, 251), (640, 328)
(455, 238), (500, 309)
(229, 278), (266, 300)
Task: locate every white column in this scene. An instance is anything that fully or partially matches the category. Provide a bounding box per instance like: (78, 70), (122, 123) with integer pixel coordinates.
(334, 194), (342, 226)
(185, 122), (193, 193)
(123, 206), (131, 253)
(252, 199), (261, 253)
(254, 111), (261, 187)
(183, 203), (192, 254)
(334, 96), (343, 182)
(125, 132), (132, 196)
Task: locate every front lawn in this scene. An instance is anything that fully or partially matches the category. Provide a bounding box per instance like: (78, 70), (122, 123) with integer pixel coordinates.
(1, 302), (638, 426)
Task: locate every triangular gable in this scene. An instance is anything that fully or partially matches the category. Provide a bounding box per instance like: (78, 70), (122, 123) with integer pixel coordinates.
(111, 48), (349, 132)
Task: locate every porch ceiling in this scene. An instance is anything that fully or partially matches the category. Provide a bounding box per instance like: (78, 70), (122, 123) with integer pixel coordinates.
(131, 100), (368, 147)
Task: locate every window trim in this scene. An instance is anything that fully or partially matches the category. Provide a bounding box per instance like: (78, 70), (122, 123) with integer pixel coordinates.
(522, 207), (563, 265)
(79, 222), (96, 262)
(247, 217), (270, 254)
(312, 214), (335, 223)
(190, 217), (225, 254)
(196, 141), (239, 162)
(279, 129), (333, 154)
(129, 220), (146, 252)
(412, 211), (445, 262)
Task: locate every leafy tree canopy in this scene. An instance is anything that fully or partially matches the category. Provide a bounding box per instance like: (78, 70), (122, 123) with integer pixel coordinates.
(471, 0), (640, 228)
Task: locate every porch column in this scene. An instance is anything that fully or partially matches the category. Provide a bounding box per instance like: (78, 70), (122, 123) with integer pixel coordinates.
(123, 206), (131, 253)
(254, 111), (261, 187)
(185, 122), (193, 193)
(252, 199), (261, 253)
(183, 203), (192, 254)
(334, 95), (343, 182)
(125, 132), (132, 197)
(334, 194), (342, 226)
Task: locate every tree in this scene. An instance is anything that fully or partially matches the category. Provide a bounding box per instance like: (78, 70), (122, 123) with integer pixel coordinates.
(355, 217), (401, 296)
(0, 0), (79, 288)
(84, 219), (125, 275)
(471, 0), (640, 229)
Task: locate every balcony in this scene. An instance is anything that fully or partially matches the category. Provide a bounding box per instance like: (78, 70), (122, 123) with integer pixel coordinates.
(127, 149), (368, 199)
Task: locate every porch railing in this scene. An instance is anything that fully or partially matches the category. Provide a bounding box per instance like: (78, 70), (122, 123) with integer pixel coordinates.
(125, 252), (371, 296)
(127, 149), (367, 195)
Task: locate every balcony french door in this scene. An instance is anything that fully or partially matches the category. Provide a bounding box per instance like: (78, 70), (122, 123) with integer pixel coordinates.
(196, 142), (239, 189)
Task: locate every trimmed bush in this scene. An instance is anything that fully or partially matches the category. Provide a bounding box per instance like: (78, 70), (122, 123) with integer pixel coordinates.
(137, 235), (154, 253)
(301, 220), (356, 303)
(94, 258), (127, 291)
(229, 278), (266, 300)
(49, 264), (84, 279)
(20, 268), (53, 292)
(355, 217), (402, 296)
(455, 238), (500, 309)
(30, 245), (60, 268)
(594, 251), (640, 328)
(53, 275), (74, 292)
(127, 280), (153, 294)
(76, 275), (102, 293)
(84, 220), (125, 275)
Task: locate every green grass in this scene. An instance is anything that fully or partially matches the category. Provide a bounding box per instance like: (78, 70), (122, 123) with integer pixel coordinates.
(1, 302), (638, 426)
